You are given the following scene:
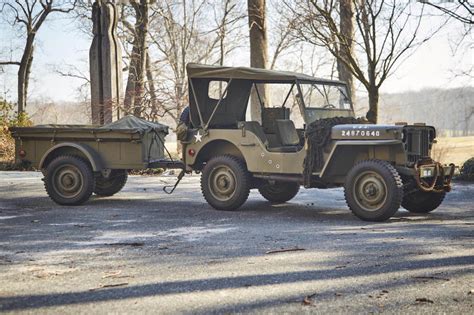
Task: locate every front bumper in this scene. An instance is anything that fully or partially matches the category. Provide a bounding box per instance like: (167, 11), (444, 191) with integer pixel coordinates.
(415, 161), (455, 193)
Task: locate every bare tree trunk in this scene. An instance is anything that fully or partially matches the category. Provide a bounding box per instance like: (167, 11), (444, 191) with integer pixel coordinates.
(367, 86), (379, 123)
(248, 0), (268, 122)
(145, 51), (158, 118)
(338, 0), (355, 101)
(17, 34), (35, 116)
(124, 0), (149, 117)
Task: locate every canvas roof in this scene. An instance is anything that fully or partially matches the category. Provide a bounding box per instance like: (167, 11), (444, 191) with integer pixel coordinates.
(186, 63), (346, 84)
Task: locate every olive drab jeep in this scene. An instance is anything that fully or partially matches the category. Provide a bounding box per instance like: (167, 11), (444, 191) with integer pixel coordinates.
(179, 63), (455, 222)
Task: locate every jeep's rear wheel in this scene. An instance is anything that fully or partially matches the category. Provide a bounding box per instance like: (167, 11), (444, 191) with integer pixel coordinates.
(259, 181), (300, 203)
(201, 155), (250, 211)
(344, 160), (403, 222)
(402, 190), (446, 213)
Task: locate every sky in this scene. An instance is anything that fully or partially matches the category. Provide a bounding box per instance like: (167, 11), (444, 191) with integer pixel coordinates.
(0, 6), (472, 103)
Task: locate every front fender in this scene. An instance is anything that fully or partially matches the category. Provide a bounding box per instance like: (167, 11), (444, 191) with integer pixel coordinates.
(320, 140), (406, 179)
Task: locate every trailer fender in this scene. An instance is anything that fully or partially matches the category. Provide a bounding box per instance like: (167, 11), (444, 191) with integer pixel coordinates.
(39, 142), (105, 172)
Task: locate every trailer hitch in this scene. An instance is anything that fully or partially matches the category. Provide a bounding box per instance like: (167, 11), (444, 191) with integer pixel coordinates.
(163, 169), (185, 195)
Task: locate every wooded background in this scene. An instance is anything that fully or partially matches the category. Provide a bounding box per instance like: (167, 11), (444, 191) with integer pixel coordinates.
(0, 0), (472, 135)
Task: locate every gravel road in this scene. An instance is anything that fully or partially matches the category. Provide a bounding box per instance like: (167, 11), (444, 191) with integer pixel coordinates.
(0, 171), (472, 314)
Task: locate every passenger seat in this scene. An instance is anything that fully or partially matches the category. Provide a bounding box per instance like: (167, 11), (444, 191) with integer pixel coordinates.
(275, 119), (301, 147)
(239, 121), (301, 152)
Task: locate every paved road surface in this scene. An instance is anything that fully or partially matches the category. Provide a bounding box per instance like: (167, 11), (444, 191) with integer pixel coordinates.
(0, 171), (473, 314)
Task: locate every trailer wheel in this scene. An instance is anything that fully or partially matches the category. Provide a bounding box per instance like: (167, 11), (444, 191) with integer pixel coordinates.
(344, 160), (403, 222)
(44, 155), (94, 205)
(259, 181), (300, 203)
(94, 170), (128, 196)
(402, 190), (445, 213)
(201, 155), (250, 211)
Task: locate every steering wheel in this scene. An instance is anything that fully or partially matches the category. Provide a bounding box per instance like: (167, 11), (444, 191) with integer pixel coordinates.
(323, 104), (336, 109)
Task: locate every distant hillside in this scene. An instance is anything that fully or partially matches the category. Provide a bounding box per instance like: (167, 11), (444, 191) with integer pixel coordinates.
(356, 87), (474, 137)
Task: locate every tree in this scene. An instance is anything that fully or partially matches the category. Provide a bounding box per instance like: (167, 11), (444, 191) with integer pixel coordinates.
(0, 0), (77, 117)
(122, 0), (149, 116)
(290, 1), (439, 123)
(141, 0), (242, 126)
(248, 0), (268, 121)
(338, 0), (355, 100)
(420, 0), (473, 25)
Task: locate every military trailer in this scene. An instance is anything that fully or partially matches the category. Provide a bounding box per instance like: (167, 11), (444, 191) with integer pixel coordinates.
(179, 64), (455, 221)
(10, 116), (180, 205)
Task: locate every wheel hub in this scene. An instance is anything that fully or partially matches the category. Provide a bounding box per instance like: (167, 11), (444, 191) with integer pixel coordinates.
(354, 171), (387, 211)
(209, 166), (236, 201)
(53, 166), (83, 198)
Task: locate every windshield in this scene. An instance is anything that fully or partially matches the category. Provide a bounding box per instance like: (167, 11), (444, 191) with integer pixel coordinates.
(298, 83), (352, 110)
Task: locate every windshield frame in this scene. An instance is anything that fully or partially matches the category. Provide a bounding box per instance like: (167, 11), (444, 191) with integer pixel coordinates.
(295, 80), (354, 124)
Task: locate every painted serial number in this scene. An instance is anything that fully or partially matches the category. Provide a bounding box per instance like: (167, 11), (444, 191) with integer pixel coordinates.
(341, 130), (381, 137)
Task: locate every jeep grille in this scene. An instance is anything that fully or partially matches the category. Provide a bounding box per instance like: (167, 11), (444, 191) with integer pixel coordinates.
(403, 126), (435, 163)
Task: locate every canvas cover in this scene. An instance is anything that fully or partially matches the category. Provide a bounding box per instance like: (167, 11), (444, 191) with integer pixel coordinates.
(100, 115), (169, 162)
(187, 63), (345, 84)
(100, 115), (169, 134)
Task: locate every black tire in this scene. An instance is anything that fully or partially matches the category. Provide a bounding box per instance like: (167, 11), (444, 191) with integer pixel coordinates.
(344, 159), (403, 222)
(94, 170), (128, 196)
(44, 155), (95, 206)
(201, 155), (250, 211)
(259, 181), (300, 203)
(402, 190), (446, 213)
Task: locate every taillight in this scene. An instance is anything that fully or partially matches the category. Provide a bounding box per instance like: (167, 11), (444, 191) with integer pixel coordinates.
(19, 149), (27, 158)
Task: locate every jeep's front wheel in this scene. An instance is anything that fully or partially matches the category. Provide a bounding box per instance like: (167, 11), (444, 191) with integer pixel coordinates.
(259, 181), (300, 203)
(402, 190), (446, 213)
(344, 160), (403, 222)
(201, 155), (250, 211)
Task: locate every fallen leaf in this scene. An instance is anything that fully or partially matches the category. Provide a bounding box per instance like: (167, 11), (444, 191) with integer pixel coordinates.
(265, 247), (305, 254)
(302, 293), (316, 306)
(415, 298), (434, 303)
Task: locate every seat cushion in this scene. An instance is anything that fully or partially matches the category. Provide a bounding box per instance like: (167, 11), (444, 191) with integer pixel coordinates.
(275, 119), (300, 146)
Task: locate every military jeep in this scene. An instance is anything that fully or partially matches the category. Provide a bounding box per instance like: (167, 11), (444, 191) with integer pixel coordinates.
(181, 63), (454, 221)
